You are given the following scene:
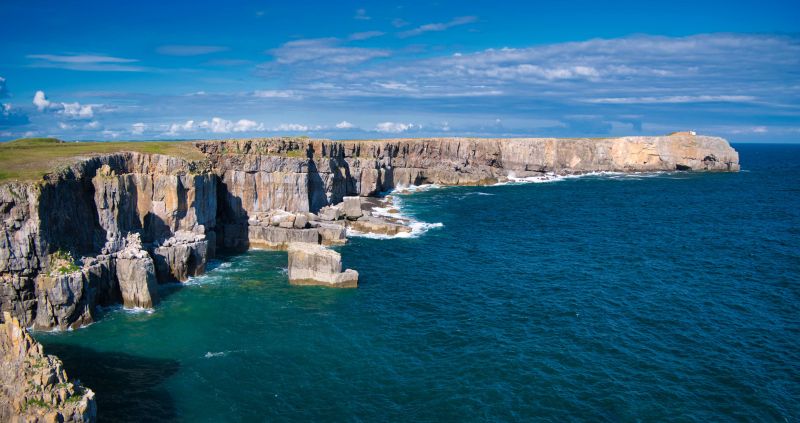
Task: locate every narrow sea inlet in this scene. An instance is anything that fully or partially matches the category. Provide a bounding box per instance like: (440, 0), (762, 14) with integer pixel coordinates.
(35, 144), (799, 421)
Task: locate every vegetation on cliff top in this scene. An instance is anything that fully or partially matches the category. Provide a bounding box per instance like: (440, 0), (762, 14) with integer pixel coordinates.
(0, 138), (205, 182)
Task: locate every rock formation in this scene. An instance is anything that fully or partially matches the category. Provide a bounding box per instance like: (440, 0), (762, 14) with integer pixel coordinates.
(0, 312), (96, 422)
(0, 134), (740, 328)
(115, 233), (159, 309)
(287, 243), (359, 288)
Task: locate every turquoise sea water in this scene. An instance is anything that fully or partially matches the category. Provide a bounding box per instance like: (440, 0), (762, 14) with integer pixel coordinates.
(36, 144), (799, 422)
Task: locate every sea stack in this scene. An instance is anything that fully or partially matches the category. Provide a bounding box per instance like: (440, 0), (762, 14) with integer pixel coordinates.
(287, 243), (359, 288)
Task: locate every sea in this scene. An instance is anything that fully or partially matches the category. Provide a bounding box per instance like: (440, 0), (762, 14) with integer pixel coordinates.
(35, 144), (800, 422)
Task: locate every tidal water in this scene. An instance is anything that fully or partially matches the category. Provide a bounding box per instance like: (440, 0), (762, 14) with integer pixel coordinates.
(36, 144), (799, 422)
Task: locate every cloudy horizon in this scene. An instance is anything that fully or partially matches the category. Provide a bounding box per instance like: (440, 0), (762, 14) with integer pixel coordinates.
(1, 0), (798, 142)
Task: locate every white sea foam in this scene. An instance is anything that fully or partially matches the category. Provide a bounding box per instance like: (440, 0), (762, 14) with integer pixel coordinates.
(391, 183), (443, 194)
(346, 192), (443, 240)
(204, 351), (227, 358)
(496, 170), (671, 185)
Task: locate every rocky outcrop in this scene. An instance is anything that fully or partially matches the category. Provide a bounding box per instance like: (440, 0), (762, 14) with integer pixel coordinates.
(0, 312), (96, 422)
(287, 243), (358, 288)
(196, 133), (740, 217)
(0, 134), (739, 327)
(115, 234), (158, 309)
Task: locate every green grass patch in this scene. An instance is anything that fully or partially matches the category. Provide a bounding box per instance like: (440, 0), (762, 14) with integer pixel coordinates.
(0, 138), (206, 182)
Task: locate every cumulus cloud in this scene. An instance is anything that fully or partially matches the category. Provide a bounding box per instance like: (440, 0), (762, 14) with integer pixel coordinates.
(27, 54), (145, 72)
(156, 45), (229, 56)
(131, 122), (146, 135)
(273, 123), (309, 132)
(61, 102), (94, 118)
(0, 77), (7, 98)
(33, 91), (51, 111)
(166, 120), (195, 135)
(375, 122), (418, 133)
(33, 90), (97, 119)
(267, 38), (389, 66)
(398, 16), (477, 38)
(335, 121), (355, 129)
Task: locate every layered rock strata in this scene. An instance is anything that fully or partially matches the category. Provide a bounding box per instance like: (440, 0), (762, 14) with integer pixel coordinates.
(0, 312), (96, 422)
(287, 243), (359, 288)
(0, 134), (740, 328)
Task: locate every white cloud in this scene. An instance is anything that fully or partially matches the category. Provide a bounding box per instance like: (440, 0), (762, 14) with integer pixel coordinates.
(348, 31), (385, 41)
(58, 122), (74, 130)
(375, 122), (418, 133)
(27, 54), (145, 72)
(33, 90), (99, 119)
(166, 120), (195, 135)
(335, 121), (355, 129)
(398, 16), (477, 38)
(131, 122), (146, 135)
(354, 8), (370, 20)
(253, 90), (300, 99)
(273, 123), (309, 132)
(199, 117), (264, 133)
(33, 90), (51, 111)
(156, 45), (229, 56)
(268, 38), (389, 66)
(0, 76), (7, 98)
(84, 120), (101, 129)
(585, 95), (757, 104)
(102, 129), (120, 138)
(61, 102), (94, 118)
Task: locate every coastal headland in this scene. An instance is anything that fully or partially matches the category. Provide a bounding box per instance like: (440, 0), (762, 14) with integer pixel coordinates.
(0, 133), (738, 419)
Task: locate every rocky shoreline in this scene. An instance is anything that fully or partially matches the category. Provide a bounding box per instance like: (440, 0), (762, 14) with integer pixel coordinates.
(0, 134), (740, 328)
(0, 134), (739, 415)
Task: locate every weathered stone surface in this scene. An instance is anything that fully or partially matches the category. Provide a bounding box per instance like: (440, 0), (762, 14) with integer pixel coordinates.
(152, 231), (208, 282)
(248, 225), (319, 250)
(349, 216), (412, 236)
(115, 234), (158, 309)
(0, 312), (96, 423)
(0, 134), (739, 325)
(287, 243), (358, 288)
(317, 205), (343, 221)
(342, 196), (363, 220)
(316, 222), (347, 245)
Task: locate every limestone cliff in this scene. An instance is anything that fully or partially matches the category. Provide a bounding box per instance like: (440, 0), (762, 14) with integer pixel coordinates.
(0, 312), (96, 422)
(0, 134), (739, 329)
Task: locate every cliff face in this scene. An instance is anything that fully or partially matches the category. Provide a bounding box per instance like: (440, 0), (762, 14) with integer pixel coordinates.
(0, 312), (96, 422)
(197, 134), (739, 219)
(0, 134), (739, 329)
(1, 153), (217, 329)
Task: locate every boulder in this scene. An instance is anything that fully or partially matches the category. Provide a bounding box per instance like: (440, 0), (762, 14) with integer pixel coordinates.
(317, 205), (343, 221)
(341, 196), (363, 220)
(316, 223), (347, 245)
(287, 243), (358, 288)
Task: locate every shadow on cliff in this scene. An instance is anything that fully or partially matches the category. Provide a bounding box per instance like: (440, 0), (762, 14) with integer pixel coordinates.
(44, 342), (180, 422)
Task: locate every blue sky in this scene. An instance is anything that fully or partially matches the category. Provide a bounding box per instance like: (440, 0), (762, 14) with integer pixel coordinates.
(1, 0), (799, 142)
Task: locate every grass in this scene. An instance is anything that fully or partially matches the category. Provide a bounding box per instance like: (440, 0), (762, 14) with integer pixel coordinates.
(0, 138), (206, 182)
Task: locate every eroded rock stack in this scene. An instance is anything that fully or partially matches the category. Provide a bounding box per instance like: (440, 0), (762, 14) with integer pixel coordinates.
(287, 243), (358, 288)
(0, 312), (96, 423)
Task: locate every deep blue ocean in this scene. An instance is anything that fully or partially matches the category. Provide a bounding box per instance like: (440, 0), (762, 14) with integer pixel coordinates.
(36, 144), (799, 422)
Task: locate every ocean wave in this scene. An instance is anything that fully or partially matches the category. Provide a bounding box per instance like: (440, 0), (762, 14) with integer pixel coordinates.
(391, 183), (443, 194)
(347, 192), (443, 240)
(204, 351), (227, 358)
(497, 171), (674, 185)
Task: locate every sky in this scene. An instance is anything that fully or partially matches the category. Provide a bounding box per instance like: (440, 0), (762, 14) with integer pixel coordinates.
(1, 0), (799, 142)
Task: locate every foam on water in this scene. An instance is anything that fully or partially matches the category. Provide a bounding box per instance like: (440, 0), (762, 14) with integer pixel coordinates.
(347, 190), (444, 240)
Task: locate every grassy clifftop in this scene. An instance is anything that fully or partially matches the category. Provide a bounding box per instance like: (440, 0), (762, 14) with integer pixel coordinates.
(0, 138), (205, 182)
